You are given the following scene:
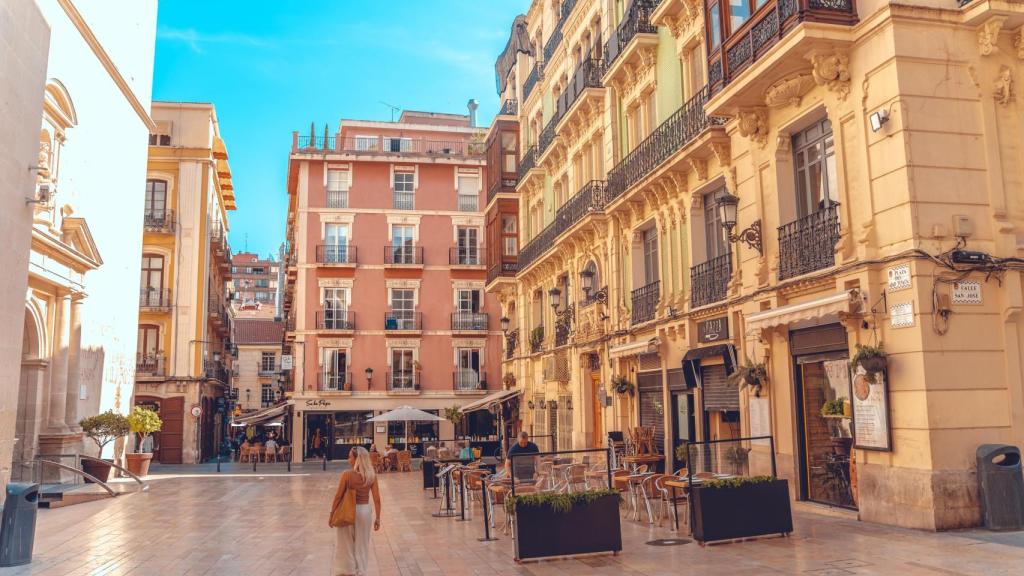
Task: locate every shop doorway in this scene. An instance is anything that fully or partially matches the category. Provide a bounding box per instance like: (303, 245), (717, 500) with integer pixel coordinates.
(590, 373), (603, 448)
(671, 391), (694, 471)
(792, 325), (857, 509)
(305, 413), (331, 460)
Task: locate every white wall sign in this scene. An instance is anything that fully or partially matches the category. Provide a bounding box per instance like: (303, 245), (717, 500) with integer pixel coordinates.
(890, 302), (914, 328)
(281, 355), (293, 370)
(748, 397), (770, 446)
(952, 281), (982, 305)
(887, 264), (911, 291)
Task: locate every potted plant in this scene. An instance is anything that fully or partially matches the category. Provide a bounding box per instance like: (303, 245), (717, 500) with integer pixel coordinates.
(674, 444), (689, 470)
(443, 405), (464, 427)
(505, 489), (622, 560)
(126, 406), (162, 476)
(723, 445), (750, 475)
(851, 343), (886, 383)
(502, 372), (516, 389)
(726, 358), (768, 397)
(611, 375), (635, 397)
(529, 326), (544, 352)
(820, 397), (850, 419)
(690, 476), (793, 544)
(78, 410), (130, 483)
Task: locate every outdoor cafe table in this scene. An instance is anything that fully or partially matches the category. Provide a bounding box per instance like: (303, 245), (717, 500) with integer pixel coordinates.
(621, 454), (663, 472)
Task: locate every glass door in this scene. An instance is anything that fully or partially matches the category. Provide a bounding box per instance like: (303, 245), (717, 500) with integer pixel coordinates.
(324, 223), (349, 263)
(391, 225), (414, 263)
(671, 391), (694, 473)
(797, 357), (856, 508)
(456, 348), (481, 389)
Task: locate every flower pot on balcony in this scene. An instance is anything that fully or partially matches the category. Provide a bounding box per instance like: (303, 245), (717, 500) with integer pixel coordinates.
(126, 453), (153, 477)
(81, 458), (114, 483)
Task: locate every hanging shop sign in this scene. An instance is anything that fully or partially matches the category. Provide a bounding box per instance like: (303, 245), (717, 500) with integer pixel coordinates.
(697, 316), (729, 344)
(851, 366), (892, 451)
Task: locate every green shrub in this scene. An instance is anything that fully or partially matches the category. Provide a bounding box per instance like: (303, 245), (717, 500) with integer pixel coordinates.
(701, 475), (775, 490)
(79, 410), (130, 456)
(505, 489), (620, 516)
(127, 406), (162, 453)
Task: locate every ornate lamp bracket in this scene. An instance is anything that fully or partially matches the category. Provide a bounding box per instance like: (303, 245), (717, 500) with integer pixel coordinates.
(727, 220), (763, 255)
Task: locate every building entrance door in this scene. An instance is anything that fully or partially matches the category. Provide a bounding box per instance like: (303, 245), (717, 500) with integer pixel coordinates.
(591, 373), (603, 448)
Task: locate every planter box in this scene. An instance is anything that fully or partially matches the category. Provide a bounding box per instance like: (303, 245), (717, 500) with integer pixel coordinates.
(691, 479), (793, 544)
(125, 453), (153, 477)
(513, 493), (621, 561)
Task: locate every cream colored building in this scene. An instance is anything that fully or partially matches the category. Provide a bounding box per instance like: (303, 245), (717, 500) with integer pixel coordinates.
(2, 0), (157, 496)
(231, 320), (285, 413)
(133, 101), (237, 465)
(487, 0), (1024, 530)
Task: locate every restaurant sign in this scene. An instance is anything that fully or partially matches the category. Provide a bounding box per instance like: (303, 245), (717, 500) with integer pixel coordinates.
(697, 316), (729, 343)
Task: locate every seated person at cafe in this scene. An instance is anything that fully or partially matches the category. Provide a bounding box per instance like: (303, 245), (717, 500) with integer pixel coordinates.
(437, 442), (453, 460)
(423, 443), (438, 460)
(369, 444), (379, 454)
(505, 431), (540, 481)
(384, 444), (398, 457)
(458, 441), (474, 461)
(264, 436), (279, 454)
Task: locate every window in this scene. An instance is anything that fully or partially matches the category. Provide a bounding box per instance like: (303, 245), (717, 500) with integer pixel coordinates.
(261, 352), (276, 373)
(456, 289), (482, 313)
(708, 4), (722, 49)
(455, 289), (483, 330)
(145, 180), (167, 219)
(256, 291), (269, 301)
(385, 137), (412, 152)
(456, 226), (479, 265)
(793, 119), (837, 218)
(502, 132), (517, 173)
(324, 223), (350, 263)
(252, 267), (266, 275)
(457, 175), (479, 212)
(326, 170), (350, 208)
(502, 216), (518, 257)
(255, 279), (270, 288)
(323, 288), (350, 329)
(390, 349), (415, 389)
(704, 189), (730, 260)
(354, 136), (377, 151)
(389, 289), (415, 329)
(137, 325), (160, 359)
(642, 228), (659, 285)
(261, 384), (275, 406)
(391, 225), (415, 263)
(456, 349), (482, 389)
(140, 254), (164, 293)
(148, 133), (171, 146)
(322, 348), (348, 390)
(393, 171), (415, 209)
(729, 0), (751, 31)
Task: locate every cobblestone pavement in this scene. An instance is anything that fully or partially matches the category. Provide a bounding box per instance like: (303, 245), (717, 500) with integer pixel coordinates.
(1, 463), (1023, 575)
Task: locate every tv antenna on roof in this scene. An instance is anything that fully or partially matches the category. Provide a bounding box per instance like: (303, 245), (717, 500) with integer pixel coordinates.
(379, 101), (401, 122)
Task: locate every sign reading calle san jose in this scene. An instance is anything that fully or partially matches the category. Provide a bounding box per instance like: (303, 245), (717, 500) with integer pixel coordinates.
(697, 316), (729, 343)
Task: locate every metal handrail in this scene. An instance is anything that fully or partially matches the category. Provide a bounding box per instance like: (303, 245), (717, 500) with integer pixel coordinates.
(29, 458), (117, 496)
(76, 454), (148, 489)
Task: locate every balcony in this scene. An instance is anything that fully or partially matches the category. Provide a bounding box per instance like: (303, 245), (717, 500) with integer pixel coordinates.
(293, 135), (484, 158)
(136, 354), (166, 377)
(258, 362), (278, 376)
(144, 209), (175, 234)
(554, 307), (574, 347)
(384, 245), (423, 266)
(387, 371), (420, 394)
(385, 312), (423, 333)
(555, 58), (604, 133)
(778, 203), (841, 280)
(543, 0), (579, 61)
(529, 326), (545, 354)
(451, 312), (488, 333)
(537, 116), (558, 159)
(505, 328), (519, 360)
(486, 260), (519, 285)
(204, 360), (229, 384)
(326, 190), (348, 208)
(316, 310), (356, 331)
(690, 253), (732, 309)
(518, 180), (608, 272)
(707, 0), (858, 101)
(499, 99), (518, 116)
(457, 195), (479, 212)
(631, 280), (660, 325)
(449, 246), (482, 267)
(139, 288), (172, 311)
(517, 146), (539, 182)
(606, 86), (724, 204)
(523, 62), (544, 101)
(318, 371), (352, 393)
(316, 245), (357, 266)
(453, 370), (487, 394)
(603, 0), (660, 78)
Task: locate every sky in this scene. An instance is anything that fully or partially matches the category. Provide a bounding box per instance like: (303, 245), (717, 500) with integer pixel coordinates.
(153, 1), (530, 258)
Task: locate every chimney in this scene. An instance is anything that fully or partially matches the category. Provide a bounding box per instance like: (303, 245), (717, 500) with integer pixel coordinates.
(468, 99), (479, 127)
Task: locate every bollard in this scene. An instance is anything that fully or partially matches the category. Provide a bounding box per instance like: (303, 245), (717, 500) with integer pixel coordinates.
(253, 455), (257, 472)
(323, 456), (327, 472)
(217, 452), (221, 473)
(477, 478), (498, 542)
(287, 457), (291, 473)
(457, 469), (469, 522)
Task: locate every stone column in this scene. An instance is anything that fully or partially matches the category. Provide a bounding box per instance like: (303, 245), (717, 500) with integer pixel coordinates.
(47, 293), (70, 431)
(64, 296), (83, 430)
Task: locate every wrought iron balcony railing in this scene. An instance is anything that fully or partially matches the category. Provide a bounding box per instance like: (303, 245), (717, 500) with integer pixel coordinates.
(499, 99), (518, 116)
(454, 370), (486, 392)
(778, 203), (841, 280)
(316, 310), (356, 331)
(326, 190), (348, 208)
(139, 288), (172, 310)
(144, 209), (175, 233)
(690, 252), (732, 309)
(607, 86), (723, 202)
(631, 280), (660, 325)
(316, 245), (357, 265)
(384, 245), (423, 265)
(487, 260), (519, 284)
(555, 58), (604, 122)
(554, 306), (574, 347)
(258, 362), (278, 376)
(518, 180), (607, 270)
(451, 312), (488, 332)
(203, 360), (229, 384)
(457, 195), (479, 212)
(294, 135), (484, 157)
(385, 312), (423, 331)
(524, 61), (544, 100)
(505, 328), (519, 360)
(449, 246), (481, 266)
(393, 190), (414, 210)
(543, 0), (579, 61)
(517, 145), (538, 181)
(136, 354), (166, 376)
(319, 371), (352, 392)
(603, 0), (660, 71)
(538, 116), (558, 158)
(387, 370), (420, 392)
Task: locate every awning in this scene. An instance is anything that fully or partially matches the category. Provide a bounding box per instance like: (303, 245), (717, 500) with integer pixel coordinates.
(682, 344), (737, 390)
(608, 338), (660, 359)
(745, 289), (863, 333)
(231, 403), (289, 426)
(460, 389), (522, 413)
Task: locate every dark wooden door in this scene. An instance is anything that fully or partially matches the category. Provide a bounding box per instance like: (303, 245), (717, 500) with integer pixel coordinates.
(160, 396), (185, 464)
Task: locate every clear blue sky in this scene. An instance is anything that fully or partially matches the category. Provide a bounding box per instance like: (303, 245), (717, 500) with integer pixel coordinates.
(153, 1), (530, 258)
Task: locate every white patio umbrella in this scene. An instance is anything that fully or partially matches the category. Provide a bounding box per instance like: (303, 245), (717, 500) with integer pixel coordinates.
(367, 406), (446, 448)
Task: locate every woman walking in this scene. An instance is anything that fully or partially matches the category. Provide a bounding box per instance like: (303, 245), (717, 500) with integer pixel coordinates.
(330, 446), (381, 576)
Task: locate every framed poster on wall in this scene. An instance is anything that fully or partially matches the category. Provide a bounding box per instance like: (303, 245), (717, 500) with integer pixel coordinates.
(850, 366), (892, 451)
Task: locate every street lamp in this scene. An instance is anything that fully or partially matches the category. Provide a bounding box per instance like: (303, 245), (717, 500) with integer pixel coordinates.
(548, 287), (562, 311)
(365, 367), (374, 388)
(500, 315), (510, 333)
(579, 268), (594, 295)
(716, 192), (763, 255)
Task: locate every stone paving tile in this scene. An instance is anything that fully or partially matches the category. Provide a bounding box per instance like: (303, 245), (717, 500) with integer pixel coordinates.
(0, 467), (1023, 575)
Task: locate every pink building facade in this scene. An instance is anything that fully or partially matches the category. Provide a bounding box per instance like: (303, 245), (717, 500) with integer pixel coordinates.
(283, 111), (504, 460)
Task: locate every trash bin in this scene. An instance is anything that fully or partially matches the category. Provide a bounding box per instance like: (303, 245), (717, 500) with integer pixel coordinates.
(977, 444), (1024, 531)
(0, 483), (39, 567)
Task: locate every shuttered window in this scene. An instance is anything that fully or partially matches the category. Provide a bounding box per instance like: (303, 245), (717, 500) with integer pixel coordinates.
(637, 372), (664, 453)
(557, 394), (572, 450)
(701, 364), (738, 411)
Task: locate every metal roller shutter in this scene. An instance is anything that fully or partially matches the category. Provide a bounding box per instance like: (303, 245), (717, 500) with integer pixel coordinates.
(637, 371), (665, 453)
(701, 364), (738, 411)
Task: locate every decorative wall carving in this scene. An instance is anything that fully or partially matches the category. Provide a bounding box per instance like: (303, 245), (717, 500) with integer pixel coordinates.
(994, 65), (1014, 106)
(1015, 26), (1024, 60)
(687, 157), (708, 180)
(978, 17), (1006, 57)
(764, 73), (816, 108)
(808, 50), (851, 100)
(736, 107), (769, 148)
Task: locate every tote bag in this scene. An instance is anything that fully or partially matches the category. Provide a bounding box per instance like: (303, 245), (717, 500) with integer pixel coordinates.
(330, 479), (357, 527)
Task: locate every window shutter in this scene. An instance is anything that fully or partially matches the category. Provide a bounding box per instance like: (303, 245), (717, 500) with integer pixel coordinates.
(458, 176), (478, 196)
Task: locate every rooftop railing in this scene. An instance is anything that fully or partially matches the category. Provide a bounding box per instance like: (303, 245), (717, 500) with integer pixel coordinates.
(294, 135), (484, 157)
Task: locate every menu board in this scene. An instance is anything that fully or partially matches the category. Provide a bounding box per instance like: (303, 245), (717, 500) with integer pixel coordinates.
(749, 396), (770, 446)
(851, 366), (891, 451)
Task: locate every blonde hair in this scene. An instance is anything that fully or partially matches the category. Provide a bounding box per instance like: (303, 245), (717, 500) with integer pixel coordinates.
(350, 446), (376, 486)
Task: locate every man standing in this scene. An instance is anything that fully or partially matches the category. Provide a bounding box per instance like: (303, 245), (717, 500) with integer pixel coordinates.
(505, 431), (540, 480)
